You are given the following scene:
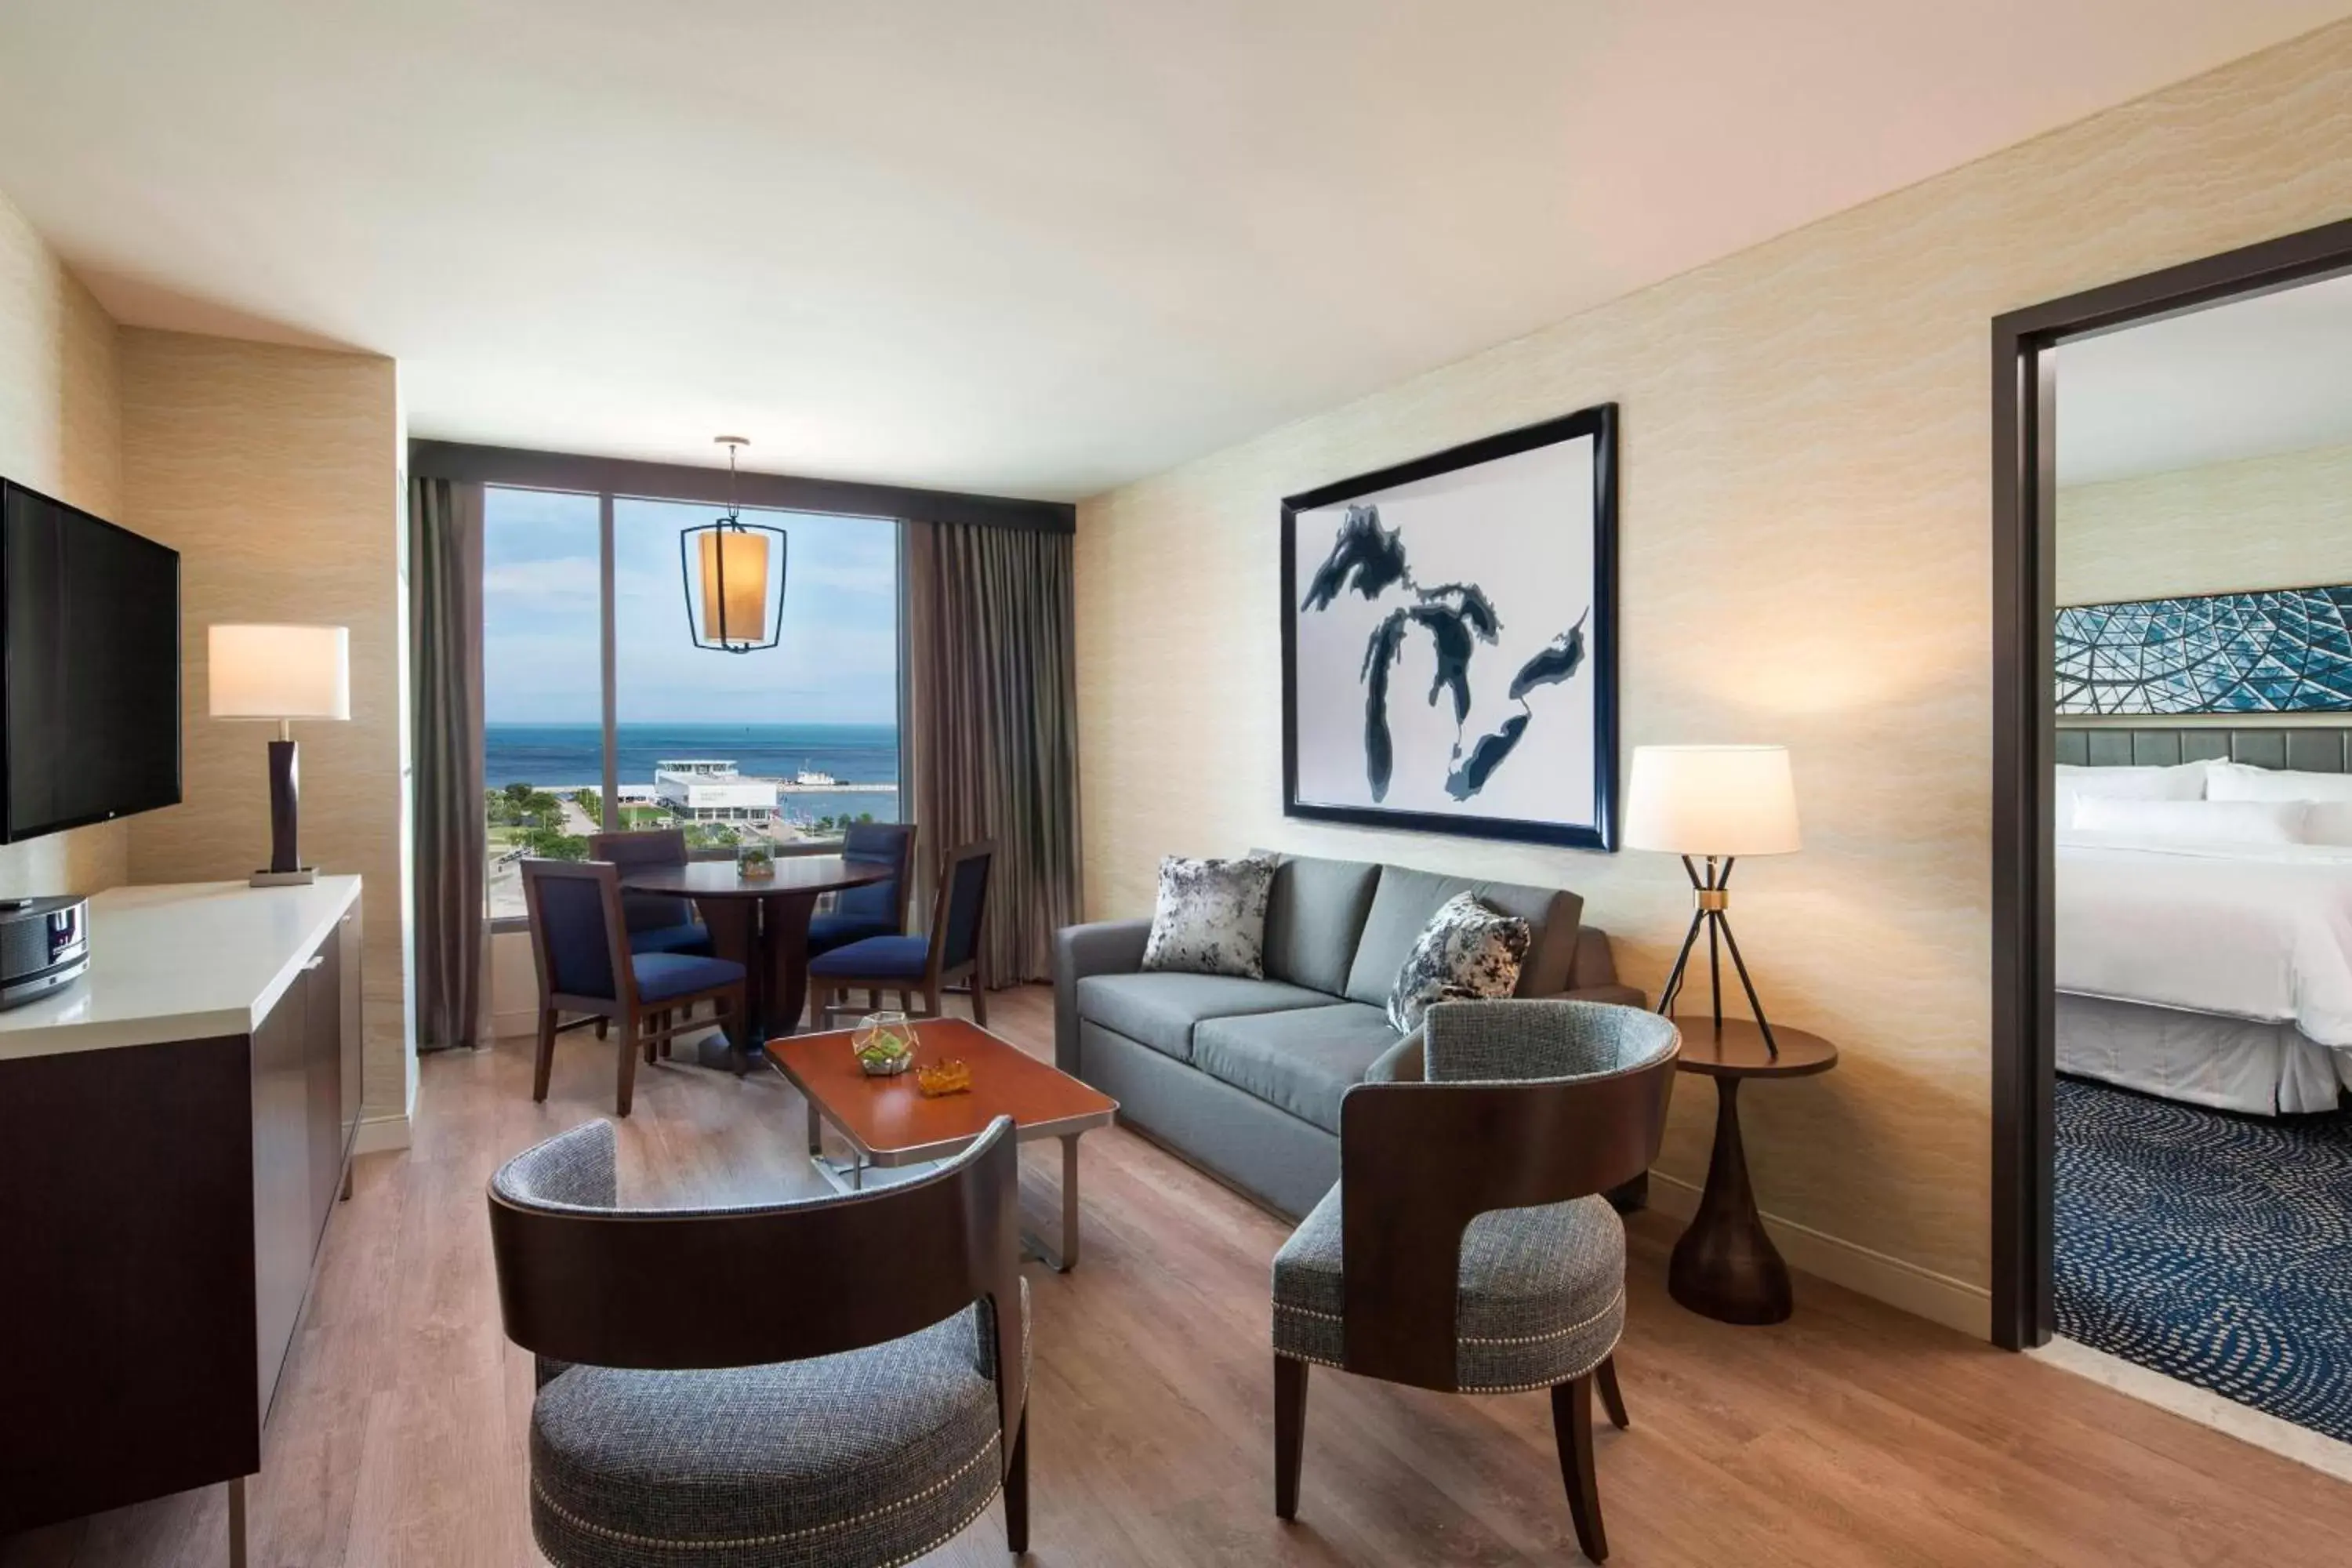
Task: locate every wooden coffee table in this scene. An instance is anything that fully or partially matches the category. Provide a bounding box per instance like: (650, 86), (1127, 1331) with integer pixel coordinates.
(764, 1017), (1118, 1271)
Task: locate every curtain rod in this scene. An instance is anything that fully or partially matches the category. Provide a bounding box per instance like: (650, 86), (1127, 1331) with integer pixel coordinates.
(408, 440), (1075, 535)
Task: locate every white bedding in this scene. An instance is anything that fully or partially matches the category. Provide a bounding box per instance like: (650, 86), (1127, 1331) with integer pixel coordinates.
(2056, 832), (2352, 1051)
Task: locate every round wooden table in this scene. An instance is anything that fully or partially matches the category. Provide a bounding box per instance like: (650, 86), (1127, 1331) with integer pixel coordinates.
(619, 857), (892, 1071)
(1666, 1017), (1838, 1326)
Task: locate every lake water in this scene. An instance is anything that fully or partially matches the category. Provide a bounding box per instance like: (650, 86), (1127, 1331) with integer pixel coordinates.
(485, 722), (900, 824)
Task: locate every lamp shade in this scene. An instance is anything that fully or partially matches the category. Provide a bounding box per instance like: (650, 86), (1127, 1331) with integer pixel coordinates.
(1623, 744), (1800, 856)
(208, 624), (351, 720)
(698, 528), (771, 644)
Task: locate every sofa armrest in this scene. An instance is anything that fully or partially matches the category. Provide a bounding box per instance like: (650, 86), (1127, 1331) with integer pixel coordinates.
(1052, 919), (1153, 1075)
(1565, 925), (1621, 987)
(1363, 1026), (1426, 1084)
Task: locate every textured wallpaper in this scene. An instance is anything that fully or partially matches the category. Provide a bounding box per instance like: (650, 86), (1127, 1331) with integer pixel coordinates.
(1076, 20), (2352, 1329)
(118, 330), (411, 1129)
(0, 187), (130, 897)
(2060, 438), (2352, 607)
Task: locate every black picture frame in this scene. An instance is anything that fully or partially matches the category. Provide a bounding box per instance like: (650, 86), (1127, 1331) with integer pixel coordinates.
(1279, 403), (1619, 851)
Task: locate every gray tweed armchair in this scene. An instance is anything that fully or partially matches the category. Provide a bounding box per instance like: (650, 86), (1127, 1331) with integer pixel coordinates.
(1270, 999), (1679, 1563)
(487, 1116), (1031, 1567)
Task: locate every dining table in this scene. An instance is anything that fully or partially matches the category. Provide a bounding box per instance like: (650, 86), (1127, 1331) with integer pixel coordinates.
(618, 855), (894, 1072)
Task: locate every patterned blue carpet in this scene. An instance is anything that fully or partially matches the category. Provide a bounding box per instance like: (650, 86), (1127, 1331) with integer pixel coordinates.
(2055, 1076), (2352, 1440)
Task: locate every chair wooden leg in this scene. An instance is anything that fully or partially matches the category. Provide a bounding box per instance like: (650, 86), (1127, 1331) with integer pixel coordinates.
(593, 1016), (608, 1040)
(898, 989), (913, 1012)
(615, 1016), (641, 1118)
(970, 974), (989, 1027)
(642, 1007), (661, 1065)
(1551, 1374), (1608, 1562)
(1596, 1355), (1628, 1430)
(866, 986), (881, 1011)
(532, 1008), (557, 1103)
(1274, 1355), (1308, 1520)
(1002, 1406), (1029, 1555)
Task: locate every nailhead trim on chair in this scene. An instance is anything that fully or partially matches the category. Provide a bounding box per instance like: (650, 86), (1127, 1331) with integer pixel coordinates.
(1271, 1287), (1626, 1396)
(532, 1432), (999, 1553)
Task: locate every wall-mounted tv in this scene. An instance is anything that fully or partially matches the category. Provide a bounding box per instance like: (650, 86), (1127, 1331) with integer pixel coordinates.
(1, 481), (181, 842)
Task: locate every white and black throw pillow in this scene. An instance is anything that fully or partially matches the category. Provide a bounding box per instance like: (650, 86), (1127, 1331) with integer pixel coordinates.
(1142, 855), (1279, 978)
(1385, 892), (1532, 1033)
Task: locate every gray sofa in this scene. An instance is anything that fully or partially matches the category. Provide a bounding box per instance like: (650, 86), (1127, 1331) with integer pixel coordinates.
(1052, 853), (1643, 1218)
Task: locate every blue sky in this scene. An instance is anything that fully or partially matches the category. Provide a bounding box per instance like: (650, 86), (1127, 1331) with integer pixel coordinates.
(482, 486), (900, 724)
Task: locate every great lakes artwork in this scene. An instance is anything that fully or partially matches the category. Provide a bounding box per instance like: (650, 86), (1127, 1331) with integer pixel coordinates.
(1282, 406), (1617, 850)
(1298, 505), (1588, 803)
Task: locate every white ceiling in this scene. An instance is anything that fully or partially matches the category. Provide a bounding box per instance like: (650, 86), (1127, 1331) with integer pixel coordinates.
(2057, 270), (2352, 485)
(2, 2), (2347, 503)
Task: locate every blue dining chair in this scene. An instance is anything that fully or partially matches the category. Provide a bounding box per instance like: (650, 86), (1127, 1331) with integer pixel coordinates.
(587, 828), (713, 956)
(807, 820), (917, 957)
(521, 858), (746, 1116)
(811, 838), (993, 1029)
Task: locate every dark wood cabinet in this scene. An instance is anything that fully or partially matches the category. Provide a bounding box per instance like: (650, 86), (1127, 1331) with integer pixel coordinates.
(0, 891), (363, 1536)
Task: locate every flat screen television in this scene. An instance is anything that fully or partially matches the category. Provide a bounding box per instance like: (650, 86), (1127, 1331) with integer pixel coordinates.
(1, 480), (181, 842)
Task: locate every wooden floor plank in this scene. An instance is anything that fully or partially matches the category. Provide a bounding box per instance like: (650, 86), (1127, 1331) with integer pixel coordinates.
(9, 983), (2352, 1566)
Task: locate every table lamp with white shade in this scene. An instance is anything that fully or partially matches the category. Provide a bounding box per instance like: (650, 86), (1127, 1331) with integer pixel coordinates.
(1623, 744), (1801, 1054)
(209, 624), (350, 886)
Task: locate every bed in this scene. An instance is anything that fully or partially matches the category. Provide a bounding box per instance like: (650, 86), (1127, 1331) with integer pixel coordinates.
(2055, 724), (2352, 1116)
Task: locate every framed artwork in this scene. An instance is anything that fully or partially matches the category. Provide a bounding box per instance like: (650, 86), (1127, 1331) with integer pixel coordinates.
(2055, 585), (2352, 714)
(1280, 404), (1618, 850)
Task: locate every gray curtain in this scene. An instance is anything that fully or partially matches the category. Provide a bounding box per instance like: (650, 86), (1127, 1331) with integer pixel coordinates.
(906, 520), (1082, 985)
(410, 477), (486, 1051)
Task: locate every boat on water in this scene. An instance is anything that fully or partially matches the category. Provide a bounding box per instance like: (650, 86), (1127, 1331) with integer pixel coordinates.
(794, 760), (839, 787)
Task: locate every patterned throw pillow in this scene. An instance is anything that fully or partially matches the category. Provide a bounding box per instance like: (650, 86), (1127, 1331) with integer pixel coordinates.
(1385, 892), (1533, 1034)
(1141, 855), (1279, 978)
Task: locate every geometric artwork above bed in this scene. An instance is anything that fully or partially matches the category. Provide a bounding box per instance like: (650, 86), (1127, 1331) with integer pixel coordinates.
(2055, 585), (2352, 714)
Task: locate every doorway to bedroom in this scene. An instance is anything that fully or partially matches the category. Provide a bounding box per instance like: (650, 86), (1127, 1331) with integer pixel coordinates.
(1993, 218), (2352, 1457)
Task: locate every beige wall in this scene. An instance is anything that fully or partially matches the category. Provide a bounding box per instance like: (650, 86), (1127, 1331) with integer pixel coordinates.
(119, 330), (413, 1131)
(1076, 21), (2352, 1334)
(2058, 439), (2352, 606)
(0, 188), (131, 896)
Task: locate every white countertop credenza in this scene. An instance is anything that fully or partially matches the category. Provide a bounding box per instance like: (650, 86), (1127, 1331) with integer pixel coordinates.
(0, 877), (365, 1545)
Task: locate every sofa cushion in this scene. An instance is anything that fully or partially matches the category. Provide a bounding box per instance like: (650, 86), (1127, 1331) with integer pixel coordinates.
(1192, 1003), (1403, 1135)
(1343, 866), (1583, 1007)
(1142, 854), (1279, 978)
(1385, 892), (1533, 1033)
(1254, 852), (1381, 996)
(1073, 971), (1332, 1063)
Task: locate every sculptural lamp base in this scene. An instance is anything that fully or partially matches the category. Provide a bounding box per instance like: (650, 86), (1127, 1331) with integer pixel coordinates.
(1654, 855), (1780, 1057)
(249, 735), (317, 888)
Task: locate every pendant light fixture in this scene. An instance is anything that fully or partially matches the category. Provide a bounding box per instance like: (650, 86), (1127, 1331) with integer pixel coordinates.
(681, 434), (787, 652)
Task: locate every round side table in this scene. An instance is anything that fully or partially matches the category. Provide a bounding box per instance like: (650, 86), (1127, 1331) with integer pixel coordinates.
(1666, 1017), (1838, 1326)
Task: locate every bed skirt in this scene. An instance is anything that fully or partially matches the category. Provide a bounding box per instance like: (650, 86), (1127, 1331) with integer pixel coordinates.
(2056, 993), (2350, 1116)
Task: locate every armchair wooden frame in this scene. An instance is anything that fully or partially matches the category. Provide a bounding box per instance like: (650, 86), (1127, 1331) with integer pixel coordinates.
(520, 858), (742, 1117)
(816, 837), (996, 1029)
(486, 1116), (1031, 1554)
(1276, 1047), (1677, 1561)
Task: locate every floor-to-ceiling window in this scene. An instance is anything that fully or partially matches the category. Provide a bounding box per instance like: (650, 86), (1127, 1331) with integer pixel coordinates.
(481, 484), (902, 922)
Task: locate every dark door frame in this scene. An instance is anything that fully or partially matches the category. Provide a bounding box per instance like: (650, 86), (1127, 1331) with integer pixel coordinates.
(1989, 214), (2352, 1350)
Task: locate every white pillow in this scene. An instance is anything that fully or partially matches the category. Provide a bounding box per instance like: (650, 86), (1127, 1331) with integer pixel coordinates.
(2070, 796), (2308, 844)
(2054, 760), (2209, 832)
(2301, 802), (2352, 847)
(2205, 761), (2352, 804)
(2054, 760), (2212, 800)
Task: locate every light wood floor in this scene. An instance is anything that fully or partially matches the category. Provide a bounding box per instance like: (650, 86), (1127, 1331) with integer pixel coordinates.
(12, 985), (2352, 1566)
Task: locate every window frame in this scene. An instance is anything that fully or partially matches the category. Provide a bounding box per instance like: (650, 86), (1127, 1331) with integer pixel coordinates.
(481, 480), (906, 934)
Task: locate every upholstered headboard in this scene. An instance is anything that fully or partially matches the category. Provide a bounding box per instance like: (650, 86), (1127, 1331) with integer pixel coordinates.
(2056, 725), (2352, 771)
